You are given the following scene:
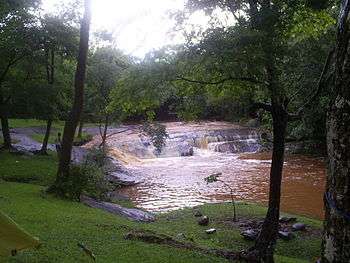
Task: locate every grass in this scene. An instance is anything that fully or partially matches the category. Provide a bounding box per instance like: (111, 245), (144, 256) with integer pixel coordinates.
(0, 152), (57, 186)
(8, 119), (65, 129)
(0, 152), (323, 263)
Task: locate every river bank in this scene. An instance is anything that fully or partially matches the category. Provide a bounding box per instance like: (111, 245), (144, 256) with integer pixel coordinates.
(0, 180), (321, 262)
(0, 143), (323, 262)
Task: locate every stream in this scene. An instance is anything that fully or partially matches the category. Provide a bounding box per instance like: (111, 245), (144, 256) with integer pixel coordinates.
(104, 122), (326, 219)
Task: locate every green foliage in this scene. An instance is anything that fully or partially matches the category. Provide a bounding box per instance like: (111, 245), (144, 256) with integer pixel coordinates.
(61, 148), (112, 201)
(141, 122), (168, 155)
(288, 7), (335, 42)
(67, 163), (112, 201)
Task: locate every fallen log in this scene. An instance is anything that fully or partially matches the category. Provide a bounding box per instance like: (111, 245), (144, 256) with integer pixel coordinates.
(81, 196), (155, 222)
(124, 229), (241, 261)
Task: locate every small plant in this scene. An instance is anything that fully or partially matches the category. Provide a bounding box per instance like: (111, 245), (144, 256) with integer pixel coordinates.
(205, 172), (237, 222)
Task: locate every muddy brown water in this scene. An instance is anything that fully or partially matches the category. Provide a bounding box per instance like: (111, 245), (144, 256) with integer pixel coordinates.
(119, 150), (326, 219)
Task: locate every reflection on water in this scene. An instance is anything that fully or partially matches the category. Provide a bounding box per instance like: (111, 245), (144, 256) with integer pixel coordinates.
(119, 150), (326, 219)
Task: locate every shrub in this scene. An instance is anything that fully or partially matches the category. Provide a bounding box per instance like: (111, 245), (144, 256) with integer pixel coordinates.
(58, 148), (112, 201)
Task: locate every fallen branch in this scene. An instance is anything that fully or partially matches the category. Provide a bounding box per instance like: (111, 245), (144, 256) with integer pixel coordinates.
(124, 229), (242, 261)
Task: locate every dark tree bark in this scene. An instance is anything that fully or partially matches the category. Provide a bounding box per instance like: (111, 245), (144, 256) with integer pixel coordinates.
(0, 110), (11, 150)
(77, 121), (84, 138)
(0, 86), (11, 149)
(48, 0), (91, 196)
(321, 1), (350, 262)
(246, 104), (288, 262)
(99, 114), (109, 149)
(39, 49), (55, 154)
(0, 62), (15, 150)
(39, 119), (52, 154)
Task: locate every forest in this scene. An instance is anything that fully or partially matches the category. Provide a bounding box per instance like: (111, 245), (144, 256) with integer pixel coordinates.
(0, 0), (349, 262)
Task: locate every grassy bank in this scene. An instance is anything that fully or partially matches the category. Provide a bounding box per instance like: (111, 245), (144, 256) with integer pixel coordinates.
(0, 153), (322, 262)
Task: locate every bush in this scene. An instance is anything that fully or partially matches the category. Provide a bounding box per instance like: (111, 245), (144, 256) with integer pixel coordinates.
(57, 148), (112, 201)
(72, 164), (112, 201)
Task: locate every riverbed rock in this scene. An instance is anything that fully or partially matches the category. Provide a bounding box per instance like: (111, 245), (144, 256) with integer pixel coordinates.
(108, 171), (141, 186)
(198, 216), (209, 226)
(103, 156), (142, 186)
(241, 229), (258, 241)
(194, 210), (203, 217)
(178, 142), (194, 156)
(81, 195), (155, 222)
(205, 228), (217, 234)
(292, 223), (306, 231)
(278, 231), (294, 240)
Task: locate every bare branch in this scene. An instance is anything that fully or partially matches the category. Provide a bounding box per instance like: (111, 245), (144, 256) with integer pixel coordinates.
(174, 75), (263, 85)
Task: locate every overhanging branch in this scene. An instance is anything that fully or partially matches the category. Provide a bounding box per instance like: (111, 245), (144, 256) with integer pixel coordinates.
(293, 48), (335, 117)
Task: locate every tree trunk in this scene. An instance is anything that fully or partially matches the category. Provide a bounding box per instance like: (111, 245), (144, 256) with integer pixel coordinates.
(48, 0), (91, 196)
(321, 1), (350, 262)
(100, 114), (109, 149)
(245, 104), (288, 263)
(0, 87), (11, 150)
(39, 119), (52, 154)
(77, 121), (83, 138)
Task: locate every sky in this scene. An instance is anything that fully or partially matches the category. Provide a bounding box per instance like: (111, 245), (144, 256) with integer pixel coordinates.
(42, 0), (233, 58)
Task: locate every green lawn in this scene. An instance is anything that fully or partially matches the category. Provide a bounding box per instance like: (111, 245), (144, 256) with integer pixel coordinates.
(0, 153), (322, 263)
(0, 152), (57, 186)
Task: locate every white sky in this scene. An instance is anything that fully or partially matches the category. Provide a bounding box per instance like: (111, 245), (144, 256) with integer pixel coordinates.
(42, 0), (234, 58)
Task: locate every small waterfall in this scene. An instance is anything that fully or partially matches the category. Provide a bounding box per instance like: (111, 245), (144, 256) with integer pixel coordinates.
(107, 123), (262, 159)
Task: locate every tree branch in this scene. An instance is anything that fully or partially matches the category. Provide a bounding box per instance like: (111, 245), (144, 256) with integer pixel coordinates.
(174, 75), (263, 85)
(291, 48), (335, 120)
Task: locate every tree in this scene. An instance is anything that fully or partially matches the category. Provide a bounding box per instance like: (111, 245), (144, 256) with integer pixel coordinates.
(36, 14), (79, 154)
(174, 1), (334, 261)
(86, 46), (130, 148)
(0, 0), (40, 149)
(321, 1), (350, 262)
(48, 0), (91, 197)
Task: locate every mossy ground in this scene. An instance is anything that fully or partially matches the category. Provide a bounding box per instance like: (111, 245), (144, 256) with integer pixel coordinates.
(0, 150), (322, 263)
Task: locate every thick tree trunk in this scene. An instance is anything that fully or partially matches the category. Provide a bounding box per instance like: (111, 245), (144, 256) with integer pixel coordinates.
(246, 104), (288, 263)
(0, 87), (11, 150)
(39, 119), (52, 154)
(0, 114), (11, 149)
(48, 0), (91, 196)
(321, 1), (350, 262)
(322, 95), (350, 262)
